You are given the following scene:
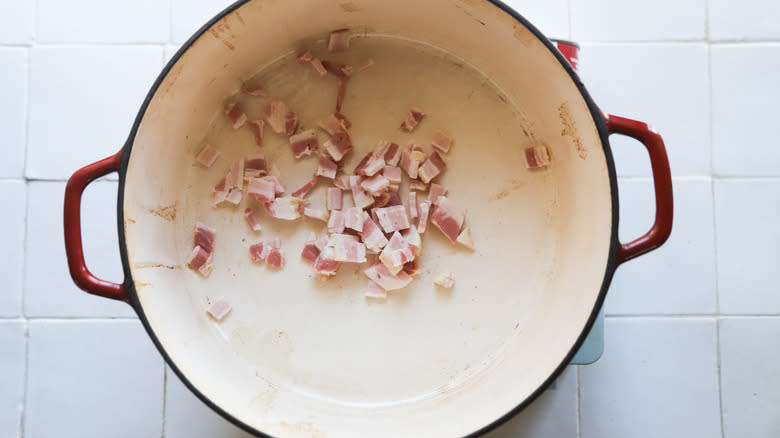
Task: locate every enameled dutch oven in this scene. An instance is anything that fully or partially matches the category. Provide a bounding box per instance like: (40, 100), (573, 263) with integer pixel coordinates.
(64, 1), (673, 436)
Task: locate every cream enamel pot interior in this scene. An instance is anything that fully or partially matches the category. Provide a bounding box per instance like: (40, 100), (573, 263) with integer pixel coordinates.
(63, 1), (673, 437)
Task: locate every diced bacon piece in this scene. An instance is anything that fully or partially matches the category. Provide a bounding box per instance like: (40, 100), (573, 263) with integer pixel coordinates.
(379, 232), (415, 274)
(374, 205), (410, 233)
(327, 234), (366, 263)
(245, 208), (262, 231)
(328, 210), (345, 234)
(525, 145), (551, 169)
(322, 132), (353, 162)
(373, 192), (391, 208)
(456, 226), (474, 250)
(383, 166), (402, 185)
(195, 145), (219, 168)
(314, 247), (341, 277)
(188, 246), (213, 277)
(389, 184), (400, 193)
(431, 130), (454, 153)
(301, 233), (321, 263)
(434, 271), (455, 288)
(403, 260), (420, 277)
(334, 112), (351, 129)
(409, 180), (428, 192)
(358, 57), (375, 71)
(242, 86), (266, 97)
(322, 60), (353, 78)
(362, 154), (385, 177)
(303, 207), (329, 222)
(360, 212), (388, 253)
(399, 146), (421, 179)
(265, 197), (304, 220)
(194, 222), (216, 254)
(247, 177), (276, 203)
(400, 106), (425, 132)
(408, 192), (418, 219)
(310, 58), (328, 76)
(318, 113), (343, 136)
(410, 148), (427, 163)
(364, 263), (412, 291)
(249, 242), (265, 263)
(264, 99), (298, 136)
(429, 183), (448, 203)
(289, 129), (319, 158)
(292, 176), (320, 198)
(326, 187), (342, 210)
(316, 156), (338, 179)
(262, 175), (284, 195)
(246, 119), (265, 146)
(266, 247), (285, 268)
(333, 175), (350, 190)
(387, 193), (403, 206)
(206, 297), (232, 320)
(352, 152), (373, 176)
(404, 224), (422, 254)
(365, 280), (387, 298)
(336, 76), (348, 112)
(244, 154), (268, 180)
(256, 237), (281, 262)
(297, 51), (313, 63)
(343, 207), (364, 232)
(350, 176), (375, 210)
(215, 159), (245, 205)
(382, 142), (402, 166)
(417, 201), (431, 233)
(224, 102), (247, 129)
(419, 151), (447, 184)
(314, 235), (329, 252)
(361, 174), (390, 196)
(327, 29), (351, 52)
(430, 196), (465, 243)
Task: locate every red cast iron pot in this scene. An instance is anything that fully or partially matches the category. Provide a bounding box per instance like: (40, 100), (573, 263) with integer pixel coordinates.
(64, 1), (672, 437)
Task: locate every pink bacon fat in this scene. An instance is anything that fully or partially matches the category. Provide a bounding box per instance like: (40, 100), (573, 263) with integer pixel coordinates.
(430, 196), (465, 243)
(224, 102), (247, 129)
(195, 145), (219, 168)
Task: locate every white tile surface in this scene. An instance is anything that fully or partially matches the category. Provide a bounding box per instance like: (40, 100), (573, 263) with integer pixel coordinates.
(0, 0), (34, 44)
(484, 366), (577, 438)
(607, 178), (716, 314)
(25, 320), (164, 438)
(24, 181), (132, 317)
(164, 368), (255, 438)
(171, 0), (233, 44)
(0, 322), (25, 438)
(502, 0), (570, 39)
(709, 0), (780, 41)
(164, 45), (182, 64)
(579, 318), (721, 438)
(712, 45), (780, 176)
(571, 0), (706, 42)
(37, 0), (168, 43)
(27, 46), (162, 180)
(580, 43), (710, 176)
(719, 317), (780, 437)
(0, 181), (26, 317)
(0, 48), (27, 178)
(715, 179), (780, 314)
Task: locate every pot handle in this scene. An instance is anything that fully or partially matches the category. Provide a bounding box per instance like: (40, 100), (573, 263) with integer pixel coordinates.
(606, 114), (673, 265)
(63, 151), (128, 302)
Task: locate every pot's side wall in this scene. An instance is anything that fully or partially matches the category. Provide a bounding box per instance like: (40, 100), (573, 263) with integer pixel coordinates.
(122, 1), (613, 437)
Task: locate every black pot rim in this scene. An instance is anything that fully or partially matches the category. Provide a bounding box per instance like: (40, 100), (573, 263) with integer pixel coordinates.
(116, 1), (619, 437)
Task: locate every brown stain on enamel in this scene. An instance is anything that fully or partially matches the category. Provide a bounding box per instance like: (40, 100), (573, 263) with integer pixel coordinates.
(134, 262), (177, 270)
(513, 23), (534, 47)
(490, 178), (526, 201)
(339, 2), (360, 12)
(559, 102), (587, 159)
(149, 203), (177, 221)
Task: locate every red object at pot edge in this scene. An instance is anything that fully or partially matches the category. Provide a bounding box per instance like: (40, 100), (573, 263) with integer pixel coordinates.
(552, 39), (579, 72)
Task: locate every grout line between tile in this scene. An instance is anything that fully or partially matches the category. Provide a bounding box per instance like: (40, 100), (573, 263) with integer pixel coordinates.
(575, 39), (780, 45)
(19, 321), (30, 438)
(575, 365), (582, 438)
(161, 366), (168, 438)
(605, 314), (780, 318)
(715, 319), (726, 438)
